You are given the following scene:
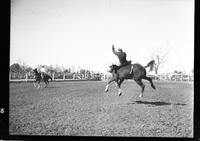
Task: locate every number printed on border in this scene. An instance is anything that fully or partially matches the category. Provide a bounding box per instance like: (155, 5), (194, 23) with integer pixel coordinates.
(0, 108), (4, 114)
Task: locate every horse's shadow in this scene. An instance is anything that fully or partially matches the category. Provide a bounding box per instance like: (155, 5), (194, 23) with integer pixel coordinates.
(45, 86), (60, 88)
(128, 100), (186, 106)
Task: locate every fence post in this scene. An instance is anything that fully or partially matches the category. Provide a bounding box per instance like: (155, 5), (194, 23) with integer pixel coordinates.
(26, 73), (28, 82)
(52, 73), (55, 80)
(63, 73), (65, 80)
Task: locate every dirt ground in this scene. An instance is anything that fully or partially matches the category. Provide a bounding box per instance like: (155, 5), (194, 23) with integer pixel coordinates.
(9, 80), (193, 137)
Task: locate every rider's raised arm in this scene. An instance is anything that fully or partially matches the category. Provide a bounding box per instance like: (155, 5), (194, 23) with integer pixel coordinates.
(112, 45), (118, 56)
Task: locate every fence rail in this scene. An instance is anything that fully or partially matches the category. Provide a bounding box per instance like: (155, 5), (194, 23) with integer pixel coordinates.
(147, 74), (194, 82)
(9, 72), (194, 82)
(9, 72), (103, 82)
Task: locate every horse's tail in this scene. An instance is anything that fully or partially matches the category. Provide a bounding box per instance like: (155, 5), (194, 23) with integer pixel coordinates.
(49, 76), (53, 81)
(144, 60), (155, 71)
(46, 74), (52, 81)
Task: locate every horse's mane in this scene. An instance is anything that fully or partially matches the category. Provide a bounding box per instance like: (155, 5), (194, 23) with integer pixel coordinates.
(111, 64), (120, 73)
(33, 68), (41, 77)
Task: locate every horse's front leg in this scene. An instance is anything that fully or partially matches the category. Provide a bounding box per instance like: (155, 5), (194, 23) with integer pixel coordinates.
(34, 80), (38, 88)
(105, 78), (116, 92)
(37, 81), (41, 89)
(34, 82), (36, 87)
(118, 79), (124, 96)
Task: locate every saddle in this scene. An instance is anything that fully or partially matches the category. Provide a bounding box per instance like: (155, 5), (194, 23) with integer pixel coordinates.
(114, 60), (132, 73)
(121, 60), (132, 67)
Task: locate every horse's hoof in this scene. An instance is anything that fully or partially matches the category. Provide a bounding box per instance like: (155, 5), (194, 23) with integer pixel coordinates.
(119, 93), (122, 96)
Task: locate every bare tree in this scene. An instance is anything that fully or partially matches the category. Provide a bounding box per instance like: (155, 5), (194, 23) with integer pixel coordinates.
(151, 41), (172, 74)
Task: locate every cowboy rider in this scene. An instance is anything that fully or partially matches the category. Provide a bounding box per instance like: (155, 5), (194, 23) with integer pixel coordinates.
(112, 45), (133, 73)
(40, 65), (46, 80)
(112, 45), (131, 66)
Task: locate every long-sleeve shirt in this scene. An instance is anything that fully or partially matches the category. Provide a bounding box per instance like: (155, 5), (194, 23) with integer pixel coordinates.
(40, 67), (46, 73)
(112, 48), (127, 65)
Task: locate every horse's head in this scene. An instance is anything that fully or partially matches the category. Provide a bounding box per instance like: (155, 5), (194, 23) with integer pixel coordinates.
(108, 64), (118, 73)
(33, 68), (37, 73)
(33, 68), (40, 75)
(33, 68), (42, 80)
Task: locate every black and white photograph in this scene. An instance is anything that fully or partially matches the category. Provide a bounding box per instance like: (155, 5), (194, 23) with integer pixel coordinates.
(9, 0), (194, 138)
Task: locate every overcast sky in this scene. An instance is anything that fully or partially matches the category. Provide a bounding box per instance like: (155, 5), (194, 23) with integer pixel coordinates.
(10, 0), (194, 74)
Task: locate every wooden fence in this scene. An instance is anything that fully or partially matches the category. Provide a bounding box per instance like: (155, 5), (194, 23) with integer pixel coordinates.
(147, 74), (194, 81)
(9, 72), (102, 82)
(9, 72), (194, 82)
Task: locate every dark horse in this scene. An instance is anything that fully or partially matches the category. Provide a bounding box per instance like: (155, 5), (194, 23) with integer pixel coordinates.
(33, 68), (52, 88)
(105, 60), (156, 97)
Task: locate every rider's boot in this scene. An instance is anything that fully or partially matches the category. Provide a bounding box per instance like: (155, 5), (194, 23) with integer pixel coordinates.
(130, 65), (133, 74)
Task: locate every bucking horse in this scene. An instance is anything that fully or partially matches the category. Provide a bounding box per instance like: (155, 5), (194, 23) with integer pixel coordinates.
(33, 68), (52, 88)
(105, 60), (156, 97)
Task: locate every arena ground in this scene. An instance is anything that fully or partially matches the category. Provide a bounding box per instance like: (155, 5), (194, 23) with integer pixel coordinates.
(9, 80), (193, 137)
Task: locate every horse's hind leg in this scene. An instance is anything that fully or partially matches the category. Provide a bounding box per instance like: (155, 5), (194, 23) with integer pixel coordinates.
(45, 81), (49, 88)
(44, 82), (47, 88)
(143, 76), (156, 89)
(135, 79), (145, 98)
